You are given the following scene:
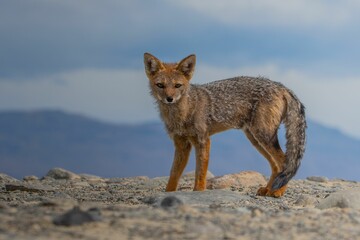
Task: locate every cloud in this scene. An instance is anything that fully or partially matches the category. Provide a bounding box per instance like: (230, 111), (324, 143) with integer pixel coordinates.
(1, 64), (360, 138)
(171, 0), (360, 29)
(0, 0), (185, 77)
(1, 0), (359, 79)
(1, 1), (360, 139)
(0, 69), (158, 124)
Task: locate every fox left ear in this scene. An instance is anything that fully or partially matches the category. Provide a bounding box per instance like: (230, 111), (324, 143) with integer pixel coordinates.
(177, 54), (196, 80)
(144, 53), (164, 78)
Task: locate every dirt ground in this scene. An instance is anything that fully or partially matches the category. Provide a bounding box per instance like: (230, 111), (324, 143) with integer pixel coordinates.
(1, 169), (360, 240)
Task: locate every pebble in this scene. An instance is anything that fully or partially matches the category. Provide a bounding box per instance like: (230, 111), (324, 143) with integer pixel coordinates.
(306, 176), (329, 182)
(207, 171), (267, 189)
(154, 190), (251, 208)
(79, 174), (105, 183)
(23, 175), (39, 181)
(53, 206), (101, 226)
(5, 183), (54, 193)
(160, 196), (183, 210)
(182, 170), (215, 179)
(294, 195), (318, 207)
(45, 168), (81, 180)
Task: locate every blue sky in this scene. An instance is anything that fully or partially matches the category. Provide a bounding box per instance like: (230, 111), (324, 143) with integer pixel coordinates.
(1, 0), (360, 138)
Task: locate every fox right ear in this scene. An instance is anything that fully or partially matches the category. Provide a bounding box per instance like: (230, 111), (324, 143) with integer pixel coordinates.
(144, 53), (164, 77)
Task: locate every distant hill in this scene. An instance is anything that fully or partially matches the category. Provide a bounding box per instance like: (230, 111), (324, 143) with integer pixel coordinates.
(0, 110), (359, 180)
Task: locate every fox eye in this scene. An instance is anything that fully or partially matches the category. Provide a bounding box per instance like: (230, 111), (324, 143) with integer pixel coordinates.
(175, 84), (182, 88)
(156, 83), (165, 88)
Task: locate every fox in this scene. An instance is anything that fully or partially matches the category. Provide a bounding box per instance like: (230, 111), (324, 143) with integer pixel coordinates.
(143, 53), (306, 197)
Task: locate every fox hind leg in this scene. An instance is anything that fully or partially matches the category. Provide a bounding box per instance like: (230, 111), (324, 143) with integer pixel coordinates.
(244, 128), (286, 197)
(191, 137), (211, 191)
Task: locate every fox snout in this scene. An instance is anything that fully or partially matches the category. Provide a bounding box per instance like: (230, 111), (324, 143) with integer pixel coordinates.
(166, 96), (174, 103)
(160, 93), (180, 104)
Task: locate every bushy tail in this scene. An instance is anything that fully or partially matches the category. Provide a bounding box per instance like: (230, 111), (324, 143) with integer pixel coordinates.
(272, 91), (307, 190)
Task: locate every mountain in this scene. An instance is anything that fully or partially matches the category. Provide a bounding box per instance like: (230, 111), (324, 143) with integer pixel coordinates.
(0, 110), (359, 180)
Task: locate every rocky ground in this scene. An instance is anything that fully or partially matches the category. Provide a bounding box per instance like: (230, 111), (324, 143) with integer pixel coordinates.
(1, 168), (360, 240)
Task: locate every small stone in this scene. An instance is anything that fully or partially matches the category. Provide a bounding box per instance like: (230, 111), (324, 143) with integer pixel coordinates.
(45, 168), (80, 180)
(0, 201), (9, 209)
(53, 206), (101, 226)
(154, 189), (250, 208)
(79, 174), (105, 183)
(207, 171), (267, 189)
(107, 176), (149, 183)
(251, 208), (263, 217)
(160, 196), (183, 210)
(182, 170), (215, 179)
(40, 198), (76, 207)
(294, 195), (318, 207)
(306, 176), (329, 182)
(23, 175), (39, 181)
(5, 183), (54, 193)
(71, 181), (91, 188)
(317, 188), (360, 210)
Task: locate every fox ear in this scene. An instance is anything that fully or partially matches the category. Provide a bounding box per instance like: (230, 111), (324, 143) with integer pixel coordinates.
(177, 54), (196, 80)
(144, 53), (164, 77)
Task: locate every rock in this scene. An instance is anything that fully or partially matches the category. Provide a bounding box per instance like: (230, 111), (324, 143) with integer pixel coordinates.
(154, 190), (251, 208)
(143, 176), (168, 189)
(5, 183), (54, 193)
(45, 168), (81, 180)
(185, 221), (224, 239)
(160, 196), (183, 210)
(106, 176), (149, 184)
(317, 188), (360, 210)
(71, 181), (91, 188)
(39, 198), (76, 208)
(23, 175), (39, 181)
(0, 201), (9, 209)
(0, 173), (19, 183)
(307, 176), (329, 182)
(79, 174), (105, 183)
(207, 171), (267, 189)
(182, 170), (215, 179)
(294, 195), (318, 207)
(53, 206), (101, 226)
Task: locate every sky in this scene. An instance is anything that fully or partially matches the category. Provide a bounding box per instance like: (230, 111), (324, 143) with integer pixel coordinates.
(1, 0), (360, 138)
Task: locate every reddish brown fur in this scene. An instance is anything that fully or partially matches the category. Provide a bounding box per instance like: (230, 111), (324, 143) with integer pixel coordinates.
(144, 53), (306, 197)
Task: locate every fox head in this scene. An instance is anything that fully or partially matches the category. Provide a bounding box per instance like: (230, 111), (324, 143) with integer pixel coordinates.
(144, 53), (196, 104)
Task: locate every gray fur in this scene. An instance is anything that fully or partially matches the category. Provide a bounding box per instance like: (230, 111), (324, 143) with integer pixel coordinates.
(157, 76), (306, 189)
(145, 50), (307, 195)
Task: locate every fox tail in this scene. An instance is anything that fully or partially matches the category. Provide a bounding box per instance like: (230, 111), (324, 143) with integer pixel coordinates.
(272, 91), (307, 190)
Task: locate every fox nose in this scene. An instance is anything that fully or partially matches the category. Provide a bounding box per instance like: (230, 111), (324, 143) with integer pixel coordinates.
(166, 97), (173, 103)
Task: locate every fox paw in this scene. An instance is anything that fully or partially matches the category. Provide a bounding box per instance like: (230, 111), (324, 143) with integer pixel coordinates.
(256, 187), (270, 196)
(268, 186), (287, 198)
(256, 186), (287, 198)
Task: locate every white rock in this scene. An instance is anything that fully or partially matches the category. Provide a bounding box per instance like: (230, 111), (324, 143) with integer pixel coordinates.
(317, 188), (360, 210)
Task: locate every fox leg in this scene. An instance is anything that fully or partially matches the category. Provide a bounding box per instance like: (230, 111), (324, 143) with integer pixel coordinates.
(191, 137), (211, 191)
(244, 129), (286, 197)
(166, 136), (192, 192)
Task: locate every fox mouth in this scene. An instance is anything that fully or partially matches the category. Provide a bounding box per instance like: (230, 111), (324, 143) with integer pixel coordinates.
(162, 96), (181, 104)
(155, 93), (180, 104)
(163, 99), (176, 104)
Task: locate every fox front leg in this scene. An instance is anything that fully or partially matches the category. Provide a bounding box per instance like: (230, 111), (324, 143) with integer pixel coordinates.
(166, 136), (192, 191)
(192, 137), (211, 191)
